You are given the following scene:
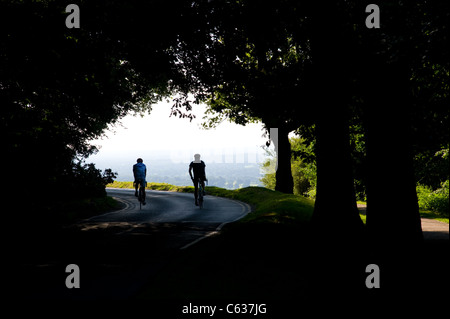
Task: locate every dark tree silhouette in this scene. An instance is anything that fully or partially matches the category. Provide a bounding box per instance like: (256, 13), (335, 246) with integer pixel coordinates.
(2, 1), (447, 245)
(170, 0), (315, 194)
(357, 1), (450, 243)
(0, 1), (179, 207)
(308, 2), (364, 236)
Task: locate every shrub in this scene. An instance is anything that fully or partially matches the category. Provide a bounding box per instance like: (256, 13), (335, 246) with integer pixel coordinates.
(65, 161), (117, 199)
(260, 138), (317, 199)
(417, 180), (449, 218)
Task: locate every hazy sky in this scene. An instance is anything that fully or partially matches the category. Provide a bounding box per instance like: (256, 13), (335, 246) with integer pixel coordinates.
(88, 100), (271, 165)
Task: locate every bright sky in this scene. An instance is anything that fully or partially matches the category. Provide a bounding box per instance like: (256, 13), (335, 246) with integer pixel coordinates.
(88, 101), (270, 165)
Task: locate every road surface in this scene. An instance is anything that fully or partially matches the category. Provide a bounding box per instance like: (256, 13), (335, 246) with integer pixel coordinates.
(78, 188), (252, 250)
(14, 191), (447, 300)
(16, 188), (251, 299)
(88, 188), (250, 228)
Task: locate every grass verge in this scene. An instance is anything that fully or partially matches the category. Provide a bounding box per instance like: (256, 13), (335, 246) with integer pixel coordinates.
(108, 181), (193, 193)
(32, 195), (122, 226)
(107, 181), (315, 225)
(59, 196), (122, 223)
(18, 195), (122, 240)
(134, 185), (316, 300)
(108, 182), (319, 299)
(356, 203), (449, 224)
(419, 210), (449, 224)
(108, 182), (446, 301)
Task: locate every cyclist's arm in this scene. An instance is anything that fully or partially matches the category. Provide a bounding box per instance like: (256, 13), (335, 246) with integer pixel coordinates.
(189, 166), (193, 179)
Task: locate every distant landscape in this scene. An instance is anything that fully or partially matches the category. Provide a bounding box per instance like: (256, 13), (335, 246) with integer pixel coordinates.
(89, 151), (267, 189)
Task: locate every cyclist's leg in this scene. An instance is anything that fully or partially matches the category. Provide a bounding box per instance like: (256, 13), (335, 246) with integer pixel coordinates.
(136, 179), (142, 200)
(134, 180), (139, 196)
(193, 177), (199, 205)
(142, 181), (147, 205)
(141, 181), (146, 205)
(200, 176), (206, 195)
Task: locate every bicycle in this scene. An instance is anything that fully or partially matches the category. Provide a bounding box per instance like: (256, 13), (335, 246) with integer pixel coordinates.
(198, 182), (204, 209)
(196, 179), (207, 209)
(135, 179), (146, 210)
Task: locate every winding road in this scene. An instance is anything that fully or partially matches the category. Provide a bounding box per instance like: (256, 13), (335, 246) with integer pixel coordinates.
(92, 188), (250, 226)
(18, 188), (251, 300)
(78, 188), (252, 249)
(16, 190), (447, 300)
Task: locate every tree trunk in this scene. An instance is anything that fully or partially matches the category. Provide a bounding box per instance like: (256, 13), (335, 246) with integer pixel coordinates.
(271, 126), (294, 194)
(363, 62), (423, 245)
(309, 3), (364, 238)
(312, 108), (365, 236)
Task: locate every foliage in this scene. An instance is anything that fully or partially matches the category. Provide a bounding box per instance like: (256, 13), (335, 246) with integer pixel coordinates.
(260, 136), (317, 198)
(290, 136), (317, 198)
(414, 146), (449, 189)
(348, 120), (368, 201)
(3, 0), (449, 240)
(170, 0), (316, 194)
(410, 61), (449, 190)
(259, 148), (277, 191)
(65, 161), (118, 199)
(1, 1), (179, 206)
(416, 180), (449, 218)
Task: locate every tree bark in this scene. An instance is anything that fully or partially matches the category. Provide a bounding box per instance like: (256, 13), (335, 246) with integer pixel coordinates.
(312, 108), (365, 235)
(271, 126), (294, 194)
(363, 62), (423, 245)
(309, 3), (364, 238)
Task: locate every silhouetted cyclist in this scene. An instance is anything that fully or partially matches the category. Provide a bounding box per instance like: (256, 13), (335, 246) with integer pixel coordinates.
(189, 154), (207, 206)
(133, 158), (147, 205)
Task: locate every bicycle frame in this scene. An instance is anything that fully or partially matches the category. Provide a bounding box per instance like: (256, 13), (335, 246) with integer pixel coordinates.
(197, 179), (207, 209)
(136, 180), (146, 210)
(198, 182), (204, 209)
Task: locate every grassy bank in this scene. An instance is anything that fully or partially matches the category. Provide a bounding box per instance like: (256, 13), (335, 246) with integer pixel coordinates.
(107, 181), (315, 225)
(419, 210), (449, 224)
(20, 195), (122, 234)
(108, 181), (194, 193)
(106, 182), (447, 300)
(109, 181), (449, 224)
(49, 196), (122, 224)
(59, 196), (122, 223)
(132, 184), (316, 300)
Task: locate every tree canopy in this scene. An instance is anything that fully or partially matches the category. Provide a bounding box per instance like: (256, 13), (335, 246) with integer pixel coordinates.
(2, 1), (448, 243)
(1, 1), (181, 204)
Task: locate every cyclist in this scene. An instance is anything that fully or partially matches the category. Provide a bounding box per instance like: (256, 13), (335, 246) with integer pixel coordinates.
(133, 158), (147, 205)
(189, 154), (207, 206)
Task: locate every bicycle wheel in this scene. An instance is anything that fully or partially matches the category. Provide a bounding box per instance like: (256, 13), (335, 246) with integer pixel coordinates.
(198, 185), (204, 209)
(138, 188), (142, 210)
(139, 186), (145, 209)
